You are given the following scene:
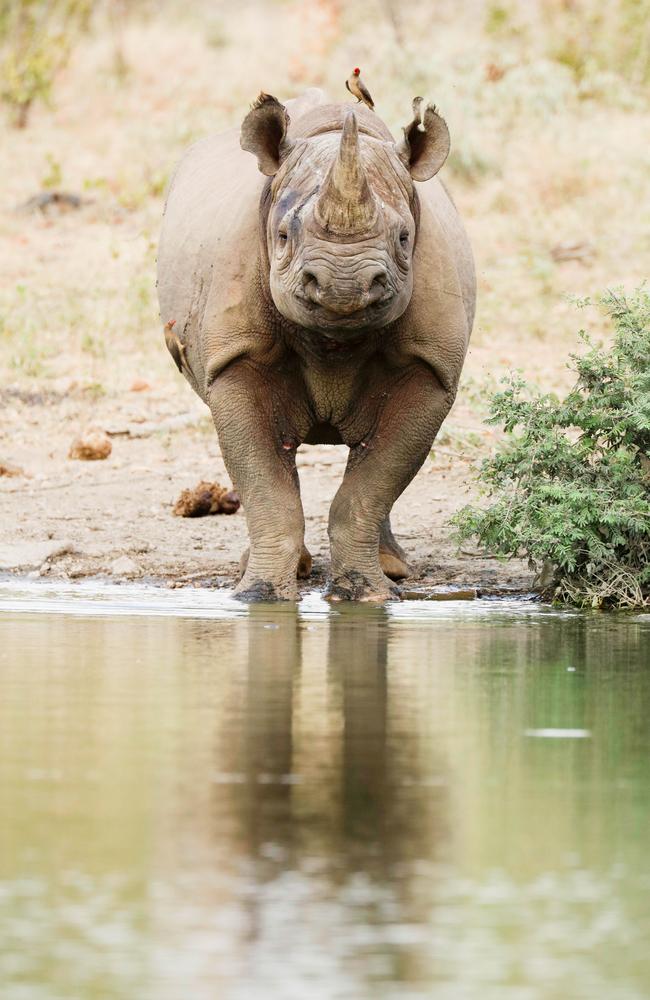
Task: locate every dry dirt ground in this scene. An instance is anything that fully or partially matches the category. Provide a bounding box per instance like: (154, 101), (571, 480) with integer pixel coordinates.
(0, 373), (533, 596)
(1, 2), (648, 598)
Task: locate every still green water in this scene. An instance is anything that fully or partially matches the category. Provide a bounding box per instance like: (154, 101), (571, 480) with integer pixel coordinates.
(0, 583), (648, 1000)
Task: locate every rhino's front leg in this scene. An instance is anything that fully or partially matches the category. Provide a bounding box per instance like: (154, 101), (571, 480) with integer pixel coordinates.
(328, 367), (454, 601)
(208, 361), (306, 601)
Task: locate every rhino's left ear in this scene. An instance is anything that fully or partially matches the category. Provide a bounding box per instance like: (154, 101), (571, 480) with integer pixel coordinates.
(396, 101), (450, 182)
(240, 93), (293, 176)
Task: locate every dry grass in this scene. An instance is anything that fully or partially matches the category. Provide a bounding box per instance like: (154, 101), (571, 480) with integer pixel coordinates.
(1, 0), (649, 397)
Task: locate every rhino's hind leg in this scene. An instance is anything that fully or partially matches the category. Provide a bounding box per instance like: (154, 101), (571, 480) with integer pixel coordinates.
(297, 544), (313, 579)
(379, 516), (411, 581)
(209, 362), (308, 601)
(327, 369), (452, 602)
(239, 544), (313, 580)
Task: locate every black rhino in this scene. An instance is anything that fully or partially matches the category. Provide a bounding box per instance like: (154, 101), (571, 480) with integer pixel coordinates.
(157, 88), (475, 601)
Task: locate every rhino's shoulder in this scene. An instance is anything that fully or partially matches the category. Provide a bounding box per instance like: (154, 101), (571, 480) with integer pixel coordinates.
(157, 127), (268, 398)
(390, 177), (476, 390)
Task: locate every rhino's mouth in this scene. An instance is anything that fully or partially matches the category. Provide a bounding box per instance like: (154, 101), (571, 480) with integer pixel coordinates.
(295, 290), (395, 328)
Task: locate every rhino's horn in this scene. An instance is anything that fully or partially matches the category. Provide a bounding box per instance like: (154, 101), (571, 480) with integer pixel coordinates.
(315, 111), (377, 234)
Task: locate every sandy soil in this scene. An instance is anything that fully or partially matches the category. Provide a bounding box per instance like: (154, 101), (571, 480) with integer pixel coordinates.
(0, 372), (533, 597)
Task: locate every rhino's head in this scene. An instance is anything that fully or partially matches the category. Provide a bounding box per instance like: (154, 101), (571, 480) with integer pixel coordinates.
(241, 94), (450, 337)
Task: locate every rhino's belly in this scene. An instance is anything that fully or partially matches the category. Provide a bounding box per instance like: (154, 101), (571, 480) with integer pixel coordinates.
(303, 421), (344, 445)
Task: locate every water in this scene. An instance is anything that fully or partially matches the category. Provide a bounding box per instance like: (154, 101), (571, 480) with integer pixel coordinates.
(0, 581), (649, 1000)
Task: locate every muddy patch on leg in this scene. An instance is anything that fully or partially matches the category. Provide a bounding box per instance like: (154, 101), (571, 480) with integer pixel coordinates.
(325, 570), (399, 602)
(234, 579), (283, 602)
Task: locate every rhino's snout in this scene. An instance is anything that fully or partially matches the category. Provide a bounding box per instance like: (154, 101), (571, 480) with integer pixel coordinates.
(301, 264), (390, 316)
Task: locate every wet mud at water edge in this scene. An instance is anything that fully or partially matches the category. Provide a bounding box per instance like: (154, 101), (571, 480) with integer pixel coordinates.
(0, 583), (649, 1000)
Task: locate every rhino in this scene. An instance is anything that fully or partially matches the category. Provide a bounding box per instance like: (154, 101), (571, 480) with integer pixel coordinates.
(157, 88), (475, 601)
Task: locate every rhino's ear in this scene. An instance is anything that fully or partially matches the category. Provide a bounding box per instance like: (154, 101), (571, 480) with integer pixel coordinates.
(240, 93), (293, 176)
(396, 101), (450, 182)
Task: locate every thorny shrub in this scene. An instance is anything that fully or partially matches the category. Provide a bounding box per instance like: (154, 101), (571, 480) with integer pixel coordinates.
(453, 289), (650, 608)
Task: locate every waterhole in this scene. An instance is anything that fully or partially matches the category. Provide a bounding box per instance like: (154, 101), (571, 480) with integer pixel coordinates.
(1, 581), (648, 999)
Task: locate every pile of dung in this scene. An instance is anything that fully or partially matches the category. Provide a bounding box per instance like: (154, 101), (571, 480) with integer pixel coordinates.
(173, 481), (240, 518)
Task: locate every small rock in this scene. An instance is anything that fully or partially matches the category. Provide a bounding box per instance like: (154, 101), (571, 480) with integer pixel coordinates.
(173, 481), (240, 517)
(485, 62), (506, 82)
(69, 428), (112, 461)
(0, 539), (73, 571)
(130, 379), (151, 392)
(110, 555), (141, 578)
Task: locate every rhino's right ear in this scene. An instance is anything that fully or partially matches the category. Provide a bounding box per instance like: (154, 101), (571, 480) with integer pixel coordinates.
(240, 93), (293, 176)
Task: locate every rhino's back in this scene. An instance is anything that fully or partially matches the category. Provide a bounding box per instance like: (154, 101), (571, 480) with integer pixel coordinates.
(157, 127), (263, 370)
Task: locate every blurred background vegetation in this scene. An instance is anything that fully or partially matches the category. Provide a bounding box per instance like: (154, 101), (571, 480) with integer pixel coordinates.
(0, 0), (649, 389)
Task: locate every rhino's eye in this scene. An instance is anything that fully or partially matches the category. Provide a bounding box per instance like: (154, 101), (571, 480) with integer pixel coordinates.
(278, 229), (288, 244)
(399, 230), (409, 247)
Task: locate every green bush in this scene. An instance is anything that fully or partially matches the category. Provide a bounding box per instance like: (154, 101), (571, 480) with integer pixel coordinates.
(0, 0), (93, 127)
(453, 289), (650, 608)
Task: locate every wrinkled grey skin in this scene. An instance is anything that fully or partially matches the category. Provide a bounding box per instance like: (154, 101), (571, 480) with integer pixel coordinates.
(157, 88), (475, 601)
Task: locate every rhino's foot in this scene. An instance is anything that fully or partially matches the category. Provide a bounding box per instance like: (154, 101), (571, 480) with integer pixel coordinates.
(233, 577), (297, 602)
(239, 545), (312, 581)
(325, 569), (399, 603)
(379, 549), (411, 581)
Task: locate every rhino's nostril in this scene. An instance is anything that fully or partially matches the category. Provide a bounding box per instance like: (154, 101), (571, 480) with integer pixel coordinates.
(302, 269), (320, 303)
(368, 269), (390, 304)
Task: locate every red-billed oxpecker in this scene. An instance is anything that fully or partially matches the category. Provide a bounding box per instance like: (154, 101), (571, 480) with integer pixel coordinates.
(346, 68), (375, 111)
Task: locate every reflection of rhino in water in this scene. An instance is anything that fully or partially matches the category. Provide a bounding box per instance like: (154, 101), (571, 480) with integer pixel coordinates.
(157, 88), (475, 601)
